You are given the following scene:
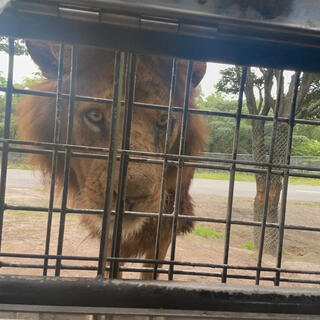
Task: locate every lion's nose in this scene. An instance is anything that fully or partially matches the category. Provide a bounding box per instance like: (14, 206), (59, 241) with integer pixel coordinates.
(125, 166), (158, 198)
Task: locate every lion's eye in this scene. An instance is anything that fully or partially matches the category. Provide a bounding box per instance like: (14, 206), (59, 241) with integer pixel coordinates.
(85, 110), (104, 123)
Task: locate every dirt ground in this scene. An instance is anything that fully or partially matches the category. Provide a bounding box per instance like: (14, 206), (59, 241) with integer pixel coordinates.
(1, 184), (320, 288)
(1, 184), (320, 319)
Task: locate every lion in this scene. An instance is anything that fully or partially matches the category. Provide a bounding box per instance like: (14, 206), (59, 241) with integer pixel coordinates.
(17, 41), (206, 279)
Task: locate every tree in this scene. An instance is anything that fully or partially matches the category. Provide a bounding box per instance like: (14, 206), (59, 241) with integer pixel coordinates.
(0, 73), (44, 139)
(216, 67), (319, 255)
(198, 92), (256, 154)
(0, 37), (27, 55)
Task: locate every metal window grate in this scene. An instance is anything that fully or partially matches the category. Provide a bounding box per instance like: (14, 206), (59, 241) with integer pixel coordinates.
(0, 0), (320, 319)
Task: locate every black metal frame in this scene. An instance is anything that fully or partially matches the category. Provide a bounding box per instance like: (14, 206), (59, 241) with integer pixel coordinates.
(0, 1), (320, 318)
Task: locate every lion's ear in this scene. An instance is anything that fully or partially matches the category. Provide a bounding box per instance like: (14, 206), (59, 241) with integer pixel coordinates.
(191, 61), (207, 87)
(26, 40), (114, 80)
(26, 40), (61, 79)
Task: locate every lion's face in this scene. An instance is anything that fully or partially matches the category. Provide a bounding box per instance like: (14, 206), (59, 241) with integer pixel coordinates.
(68, 57), (186, 238)
(18, 44), (206, 244)
(72, 100), (181, 211)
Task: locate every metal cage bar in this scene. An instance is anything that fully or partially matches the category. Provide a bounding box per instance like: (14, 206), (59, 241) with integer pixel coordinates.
(0, 37), (14, 252)
(221, 66), (247, 283)
(110, 52), (137, 279)
(168, 60), (193, 280)
(153, 58), (177, 279)
(274, 71), (301, 286)
(97, 51), (125, 277)
(55, 45), (78, 276)
(255, 70), (284, 285)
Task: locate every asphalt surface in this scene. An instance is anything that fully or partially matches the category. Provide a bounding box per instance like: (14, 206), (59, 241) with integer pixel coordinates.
(4, 169), (320, 202)
(190, 178), (320, 202)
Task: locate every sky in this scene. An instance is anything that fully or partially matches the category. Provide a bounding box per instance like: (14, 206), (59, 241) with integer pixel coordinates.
(0, 52), (41, 84)
(0, 50), (294, 100)
(0, 51), (229, 97)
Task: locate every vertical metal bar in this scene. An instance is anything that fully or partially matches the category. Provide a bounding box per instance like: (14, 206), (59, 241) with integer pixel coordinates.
(153, 58), (177, 280)
(42, 43), (64, 276)
(255, 70), (284, 285)
(221, 67), (247, 283)
(275, 72), (301, 286)
(0, 37), (14, 251)
(110, 53), (136, 279)
(97, 51), (125, 277)
(55, 46), (78, 276)
(168, 60), (193, 281)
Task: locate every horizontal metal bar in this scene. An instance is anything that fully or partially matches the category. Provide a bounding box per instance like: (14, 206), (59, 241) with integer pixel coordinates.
(4, 86), (320, 126)
(0, 276), (319, 315)
(2, 252), (320, 276)
(98, 257), (320, 276)
(0, 252), (98, 261)
(0, 261), (98, 271)
(1, 304), (319, 319)
(4, 86), (320, 130)
(4, 204), (320, 233)
(3, 143), (320, 175)
(1, 262), (319, 286)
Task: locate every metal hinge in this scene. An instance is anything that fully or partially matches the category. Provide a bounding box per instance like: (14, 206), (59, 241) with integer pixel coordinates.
(100, 12), (139, 28)
(59, 6), (99, 23)
(139, 16), (217, 38)
(13, 0), (100, 22)
(12, 1), (218, 39)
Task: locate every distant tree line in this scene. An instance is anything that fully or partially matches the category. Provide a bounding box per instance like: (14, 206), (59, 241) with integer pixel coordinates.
(198, 67), (320, 254)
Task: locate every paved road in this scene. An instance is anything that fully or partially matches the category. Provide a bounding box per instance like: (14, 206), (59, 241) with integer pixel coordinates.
(3, 169), (320, 202)
(190, 178), (320, 202)
(5, 169), (43, 189)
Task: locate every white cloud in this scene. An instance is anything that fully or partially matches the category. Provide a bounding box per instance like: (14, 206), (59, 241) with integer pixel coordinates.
(199, 62), (229, 97)
(0, 52), (40, 83)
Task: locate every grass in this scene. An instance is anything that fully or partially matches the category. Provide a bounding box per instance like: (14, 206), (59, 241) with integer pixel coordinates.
(194, 226), (224, 239)
(195, 171), (255, 182)
(5, 210), (42, 217)
(6, 163), (35, 170)
(243, 241), (254, 250)
(243, 241), (288, 253)
(195, 171), (320, 186)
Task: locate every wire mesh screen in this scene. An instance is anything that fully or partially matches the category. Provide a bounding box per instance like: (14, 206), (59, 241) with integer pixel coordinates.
(0, 0), (320, 319)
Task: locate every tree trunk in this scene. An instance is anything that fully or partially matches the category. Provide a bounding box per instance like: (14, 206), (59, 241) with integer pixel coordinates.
(252, 121), (288, 255)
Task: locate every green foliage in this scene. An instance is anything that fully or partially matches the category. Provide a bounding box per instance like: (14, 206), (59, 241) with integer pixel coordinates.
(301, 75), (320, 117)
(216, 66), (264, 97)
(243, 241), (254, 250)
(215, 67), (240, 96)
(294, 124), (320, 141)
(194, 226), (224, 239)
(0, 73), (6, 87)
(203, 66), (320, 158)
(292, 137), (320, 156)
(195, 171), (256, 182)
(0, 37), (27, 55)
(194, 171), (320, 186)
(0, 72), (44, 139)
(197, 92), (253, 153)
(16, 75), (44, 89)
